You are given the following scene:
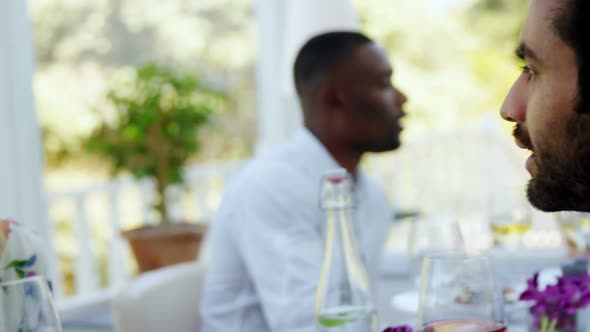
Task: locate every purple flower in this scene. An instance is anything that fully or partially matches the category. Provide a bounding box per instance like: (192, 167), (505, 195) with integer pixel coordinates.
(519, 272), (539, 301)
(519, 271), (590, 330)
(383, 325), (413, 332)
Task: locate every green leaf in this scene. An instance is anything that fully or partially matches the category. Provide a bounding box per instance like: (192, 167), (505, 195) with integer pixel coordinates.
(4, 260), (28, 270)
(15, 268), (26, 279)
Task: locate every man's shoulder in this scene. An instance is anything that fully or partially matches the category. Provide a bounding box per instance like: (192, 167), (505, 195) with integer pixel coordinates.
(362, 174), (385, 190)
(359, 172), (390, 200)
(236, 155), (300, 183)
(226, 153), (311, 198)
(215, 154), (318, 224)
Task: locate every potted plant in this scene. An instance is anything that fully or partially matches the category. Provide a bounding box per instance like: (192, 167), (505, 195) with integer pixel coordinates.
(84, 63), (226, 272)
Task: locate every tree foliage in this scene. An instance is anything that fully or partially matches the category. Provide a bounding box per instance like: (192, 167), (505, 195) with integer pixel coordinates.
(30, 0), (256, 168)
(83, 63), (227, 223)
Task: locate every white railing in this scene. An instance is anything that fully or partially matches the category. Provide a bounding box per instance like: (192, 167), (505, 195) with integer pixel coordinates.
(46, 161), (243, 303)
(370, 114), (562, 251)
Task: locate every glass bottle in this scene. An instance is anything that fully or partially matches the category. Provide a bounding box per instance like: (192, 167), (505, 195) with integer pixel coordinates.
(315, 168), (377, 332)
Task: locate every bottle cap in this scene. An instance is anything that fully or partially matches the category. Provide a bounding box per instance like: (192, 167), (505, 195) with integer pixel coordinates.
(320, 168), (355, 209)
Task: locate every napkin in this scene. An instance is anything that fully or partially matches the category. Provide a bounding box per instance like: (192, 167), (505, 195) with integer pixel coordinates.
(0, 220), (50, 282)
(0, 220), (53, 331)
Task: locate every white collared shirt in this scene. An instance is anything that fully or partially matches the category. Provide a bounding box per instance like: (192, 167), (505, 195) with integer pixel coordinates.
(200, 129), (392, 332)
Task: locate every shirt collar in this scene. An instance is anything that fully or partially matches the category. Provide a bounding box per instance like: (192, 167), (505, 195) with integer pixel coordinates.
(291, 128), (367, 190)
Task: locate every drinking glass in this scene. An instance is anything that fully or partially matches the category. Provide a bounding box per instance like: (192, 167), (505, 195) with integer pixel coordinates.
(0, 276), (63, 332)
(489, 190), (532, 249)
(557, 211), (590, 255)
(407, 216), (464, 280)
(417, 252), (506, 332)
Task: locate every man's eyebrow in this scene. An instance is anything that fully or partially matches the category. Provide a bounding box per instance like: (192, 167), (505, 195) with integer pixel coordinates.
(516, 42), (541, 63)
(373, 68), (393, 80)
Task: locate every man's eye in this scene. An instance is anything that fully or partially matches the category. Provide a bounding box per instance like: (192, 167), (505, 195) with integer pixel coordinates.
(521, 65), (535, 81)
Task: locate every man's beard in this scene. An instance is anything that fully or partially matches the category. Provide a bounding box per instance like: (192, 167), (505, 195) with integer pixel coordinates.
(515, 116), (590, 212)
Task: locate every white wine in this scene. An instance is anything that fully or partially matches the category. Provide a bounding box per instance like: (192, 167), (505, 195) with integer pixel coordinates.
(490, 222), (532, 236)
(490, 219), (532, 247)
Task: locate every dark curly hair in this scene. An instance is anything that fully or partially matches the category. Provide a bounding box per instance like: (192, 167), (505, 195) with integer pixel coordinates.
(553, 0), (590, 114)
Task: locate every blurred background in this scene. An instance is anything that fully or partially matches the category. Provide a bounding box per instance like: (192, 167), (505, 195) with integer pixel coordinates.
(32, 0), (530, 291)
(7, 0), (569, 329)
(36, 0), (526, 176)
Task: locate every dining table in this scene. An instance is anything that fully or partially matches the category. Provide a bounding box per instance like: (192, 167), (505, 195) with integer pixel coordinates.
(377, 245), (569, 332)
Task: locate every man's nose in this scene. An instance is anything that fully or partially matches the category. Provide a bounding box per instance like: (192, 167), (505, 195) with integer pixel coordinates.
(395, 88), (407, 117)
(501, 76), (528, 123)
(396, 88), (408, 107)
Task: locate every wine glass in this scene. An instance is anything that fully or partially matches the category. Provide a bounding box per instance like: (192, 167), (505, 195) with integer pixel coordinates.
(417, 252), (506, 332)
(407, 216), (464, 281)
(0, 276), (63, 332)
(557, 211), (590, 255)
(489, 190), (532, 249)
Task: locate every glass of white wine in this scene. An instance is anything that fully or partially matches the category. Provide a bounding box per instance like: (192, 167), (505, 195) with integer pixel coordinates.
(489, 190), (532, 249)
(557, 211), (590, 256)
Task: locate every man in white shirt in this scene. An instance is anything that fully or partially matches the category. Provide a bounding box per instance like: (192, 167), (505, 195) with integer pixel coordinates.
(201, 31), (407, 332)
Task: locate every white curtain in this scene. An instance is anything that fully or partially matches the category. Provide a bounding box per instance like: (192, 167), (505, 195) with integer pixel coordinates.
(0, 1), (51, 253)
(255, 0), (361, 153)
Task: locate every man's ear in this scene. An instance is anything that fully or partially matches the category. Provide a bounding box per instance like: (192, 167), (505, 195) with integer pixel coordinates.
(320, 80), (345, 114)
(317, 81), (351, 136)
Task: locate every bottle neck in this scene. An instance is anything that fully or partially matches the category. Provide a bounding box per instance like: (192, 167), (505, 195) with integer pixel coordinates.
(326, 206), (354, 278)
(316, 204), (374, 312)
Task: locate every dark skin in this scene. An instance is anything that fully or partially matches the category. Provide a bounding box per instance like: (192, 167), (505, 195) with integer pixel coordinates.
(298, 43), (408, 174)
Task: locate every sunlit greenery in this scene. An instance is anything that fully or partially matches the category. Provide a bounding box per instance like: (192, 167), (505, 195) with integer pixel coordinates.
(31, 0), (256, 168)
(32, 0), (529, 167)
(83, 63), (226, 224)
(354, 0), (527, 135)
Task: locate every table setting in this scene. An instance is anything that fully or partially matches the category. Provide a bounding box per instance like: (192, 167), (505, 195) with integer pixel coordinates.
(379, 204), (590, 332)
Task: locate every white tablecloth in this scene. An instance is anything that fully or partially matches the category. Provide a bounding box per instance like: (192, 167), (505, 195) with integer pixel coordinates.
(378, 247), (569, 331)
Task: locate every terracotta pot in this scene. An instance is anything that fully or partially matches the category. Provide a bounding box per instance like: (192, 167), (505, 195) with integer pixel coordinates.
(123, 223), (207, 273)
